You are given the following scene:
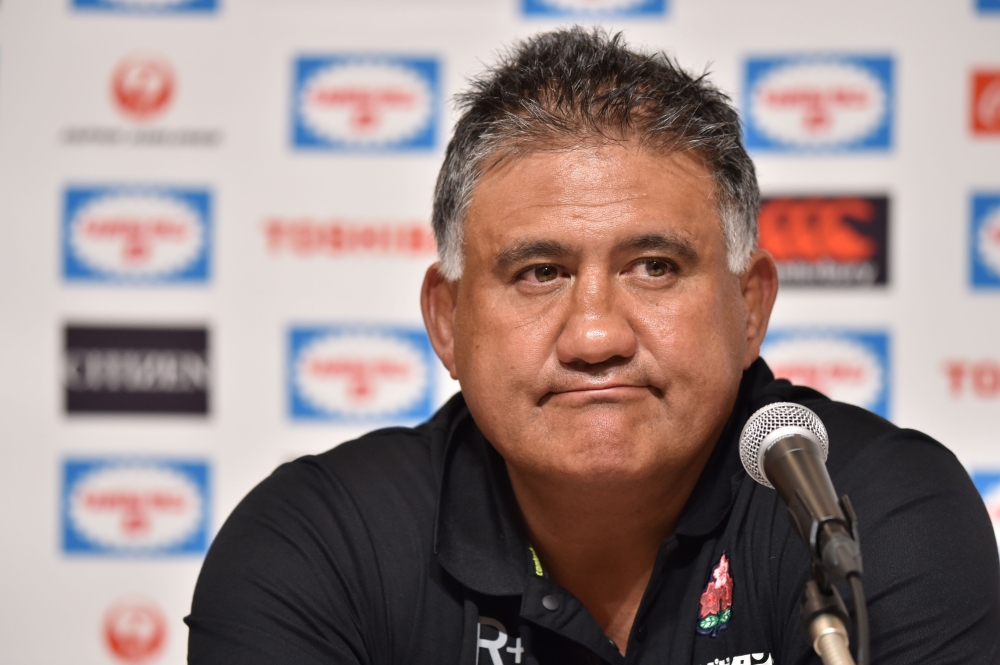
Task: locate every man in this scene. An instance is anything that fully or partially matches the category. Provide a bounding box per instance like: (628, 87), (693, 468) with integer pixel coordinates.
(187, 28), (1000, 664)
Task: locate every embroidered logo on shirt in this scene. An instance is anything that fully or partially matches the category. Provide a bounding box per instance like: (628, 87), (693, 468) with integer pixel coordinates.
(697, 553), (733, 636)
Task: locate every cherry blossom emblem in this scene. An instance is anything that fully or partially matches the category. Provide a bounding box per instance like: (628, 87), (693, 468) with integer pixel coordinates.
(697, 553), (733, 637)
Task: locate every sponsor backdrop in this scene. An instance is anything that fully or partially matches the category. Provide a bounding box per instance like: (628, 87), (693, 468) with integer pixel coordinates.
(0, 0), (997, 662)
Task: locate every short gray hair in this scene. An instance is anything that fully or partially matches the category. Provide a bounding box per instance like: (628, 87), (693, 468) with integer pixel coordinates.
(431, 27), (759, 279)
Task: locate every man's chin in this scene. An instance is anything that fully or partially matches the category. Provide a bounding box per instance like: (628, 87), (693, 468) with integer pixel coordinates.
(536, 398), (663, 437)
(526, 424), (670, 484)
(485, 399), (678, 480)
(538, 447), (664, 486)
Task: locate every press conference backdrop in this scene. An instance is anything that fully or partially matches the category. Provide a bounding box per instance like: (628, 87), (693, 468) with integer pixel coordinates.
(0, 0), (998, 663)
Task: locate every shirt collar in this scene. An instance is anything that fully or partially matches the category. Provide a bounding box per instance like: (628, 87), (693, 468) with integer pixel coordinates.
(432, 358), (783, 596)
(433, 398), (529, 596)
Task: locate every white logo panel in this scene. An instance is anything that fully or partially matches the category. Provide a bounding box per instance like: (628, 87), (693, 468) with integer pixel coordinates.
(764, 334), (887, 415)
(294, 332), (430, 419)
(751, 62), (886, 147)
(299, 62), (433, 147)
(69, 193), (204, 278)
(67, 464), (204, 552)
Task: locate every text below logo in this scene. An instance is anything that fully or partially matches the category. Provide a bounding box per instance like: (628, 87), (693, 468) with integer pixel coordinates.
(111, 54), (174, 121)
(971, 194), (1000, 288)
(759, 195), (888, 286)
(64, 326), (209, 414)
(972, 70), (1000, 135)
(521, 0), (665, 16)
(264, 218), (436, 257)
(289, 326), (435, 422)
(73, 0), (217, 12)
(103, 597), (168, 663)
(293, 56), (439, 151)
(64, 186), (211, 283)
(744, 56), (893, 151)
(63, 458), (209, 555)
(970, 472), (1000, 545)
(944, 360), (1000, 399)
(762, 330), (890, 418)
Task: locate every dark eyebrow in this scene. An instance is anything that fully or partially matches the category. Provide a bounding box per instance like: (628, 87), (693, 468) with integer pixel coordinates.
(615, 233), (699, 263)
(494, 239), (575, 273)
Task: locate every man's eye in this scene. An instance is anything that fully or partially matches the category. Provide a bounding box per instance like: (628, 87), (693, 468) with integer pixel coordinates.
(531, 265), (559, 282)
(641, 259), (669, 277)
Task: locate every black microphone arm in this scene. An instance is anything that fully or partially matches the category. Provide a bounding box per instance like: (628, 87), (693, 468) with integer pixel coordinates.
(739, 402), (870, 665)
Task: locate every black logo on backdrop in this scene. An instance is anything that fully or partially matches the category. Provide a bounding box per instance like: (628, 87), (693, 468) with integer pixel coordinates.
(64, 325), (208, 414)
(757, 195), (889, 286)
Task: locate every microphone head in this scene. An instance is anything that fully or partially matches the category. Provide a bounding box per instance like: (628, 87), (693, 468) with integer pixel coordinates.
(739, 402), (829, 489)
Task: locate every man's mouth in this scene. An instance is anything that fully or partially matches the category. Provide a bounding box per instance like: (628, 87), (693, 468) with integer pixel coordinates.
(539, 383), (657, 406)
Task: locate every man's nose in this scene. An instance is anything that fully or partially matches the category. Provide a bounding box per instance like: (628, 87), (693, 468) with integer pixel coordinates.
(555, 274), (637, 367)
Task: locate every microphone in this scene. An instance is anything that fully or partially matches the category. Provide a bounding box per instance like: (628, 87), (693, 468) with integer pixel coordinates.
(739, 402), (869, 665)
(739, 402), (862, 579)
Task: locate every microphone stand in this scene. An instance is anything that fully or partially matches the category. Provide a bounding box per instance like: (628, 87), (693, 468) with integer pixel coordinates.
(801, 572), (854, 665)
(797, 496), (869, 665)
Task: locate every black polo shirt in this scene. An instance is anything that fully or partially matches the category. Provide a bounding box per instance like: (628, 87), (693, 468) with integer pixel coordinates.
(186, 359), (1000, 664)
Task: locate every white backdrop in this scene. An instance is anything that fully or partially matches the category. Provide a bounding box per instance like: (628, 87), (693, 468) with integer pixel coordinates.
(0, 1), (998, 663)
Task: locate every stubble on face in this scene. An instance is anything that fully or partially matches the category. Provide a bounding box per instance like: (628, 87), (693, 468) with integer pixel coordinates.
(451, 144), (751, 487)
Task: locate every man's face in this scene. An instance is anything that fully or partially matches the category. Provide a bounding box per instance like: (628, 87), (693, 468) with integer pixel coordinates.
(423, 144), (775, 484)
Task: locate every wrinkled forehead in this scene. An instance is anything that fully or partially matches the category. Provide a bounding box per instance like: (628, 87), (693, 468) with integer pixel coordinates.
(466, 141), (720, 226)
(461, 145), (727, 266)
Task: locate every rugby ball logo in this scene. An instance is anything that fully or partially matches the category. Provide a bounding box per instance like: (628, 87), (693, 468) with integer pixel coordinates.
(64, 187), (211, 283)
(762, 331), (889, 417)
(745, 56), (893, 151)
(290, 327), (435, 422)
(63, 460), (209, 555)
(293, 57), (438, 151)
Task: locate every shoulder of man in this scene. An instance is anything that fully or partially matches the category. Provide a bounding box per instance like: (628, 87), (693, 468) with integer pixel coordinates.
(799, 396), (987, 529)
(187, 394), (469, 665)
(229, 398), (453, 554)
(743, 385), (1000, 664)
(750, 377), (977, 501)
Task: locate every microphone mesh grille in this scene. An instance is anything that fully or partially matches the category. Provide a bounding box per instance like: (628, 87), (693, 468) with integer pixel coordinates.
(739, 402), (829, 488)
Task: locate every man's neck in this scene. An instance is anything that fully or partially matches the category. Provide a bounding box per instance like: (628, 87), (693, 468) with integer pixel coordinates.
(506, 449), (715, 656)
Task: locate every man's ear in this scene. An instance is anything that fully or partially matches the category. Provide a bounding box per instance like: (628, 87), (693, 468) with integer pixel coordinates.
(740, 249), (779, 369)
(421, 264), (460, 380)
